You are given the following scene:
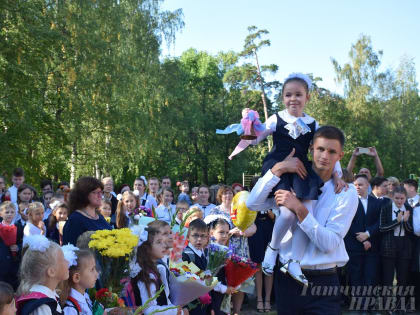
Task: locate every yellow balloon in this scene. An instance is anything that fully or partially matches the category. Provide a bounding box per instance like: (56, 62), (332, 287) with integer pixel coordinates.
(231, 191), (257, 231)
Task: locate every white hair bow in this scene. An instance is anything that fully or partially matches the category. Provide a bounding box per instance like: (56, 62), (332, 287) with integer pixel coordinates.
(285, 73), (312, 90)
(140, 176), (148, 186)
(23, 235), (51, 252)
(62, 244), (79, 267)
(139, 229), (149, 246)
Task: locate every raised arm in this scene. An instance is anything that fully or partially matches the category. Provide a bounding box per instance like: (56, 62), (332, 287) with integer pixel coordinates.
(368, 147), (384, 177)
(346, 147), (360, 175)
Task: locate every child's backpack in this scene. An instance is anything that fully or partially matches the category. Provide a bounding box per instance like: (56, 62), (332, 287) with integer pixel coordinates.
(63, 296), (81, 315)
(16, 292), (61, 315)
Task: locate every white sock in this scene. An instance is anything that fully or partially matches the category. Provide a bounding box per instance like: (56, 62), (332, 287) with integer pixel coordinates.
(264, 206), (296, 266)
(288, 200), (312, 276)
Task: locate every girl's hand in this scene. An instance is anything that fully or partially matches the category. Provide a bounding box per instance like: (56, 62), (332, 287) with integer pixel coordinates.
(333, 172), (348, 193)
(229, 227), (242, 237)
(403, 211), (410, 222)
(226, 286), (237, 295)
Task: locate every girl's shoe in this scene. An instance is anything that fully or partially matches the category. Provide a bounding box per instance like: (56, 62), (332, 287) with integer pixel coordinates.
(262, 245), (278, 276)
(283, 259), (308, 286)
(256, 300), (264, 313)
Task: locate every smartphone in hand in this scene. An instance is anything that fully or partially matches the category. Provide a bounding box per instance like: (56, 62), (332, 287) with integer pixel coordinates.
(358, 147), (370, 154)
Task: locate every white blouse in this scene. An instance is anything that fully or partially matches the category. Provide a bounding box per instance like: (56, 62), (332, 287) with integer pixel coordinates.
(63, 288), (93, 315)
(155, 204), (176, 224)
(137, 264), (182, 315)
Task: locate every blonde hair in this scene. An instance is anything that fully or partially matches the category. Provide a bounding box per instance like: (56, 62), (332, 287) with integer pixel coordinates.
(0, 201), (16, 214)
(17, 241), (62, 295)
(183, 206), (203, 227)
(27, 202), (44, 216)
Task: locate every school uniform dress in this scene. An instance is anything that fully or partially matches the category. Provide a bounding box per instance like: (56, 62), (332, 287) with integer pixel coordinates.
(259, 110), (341, 199)
(136, 264), (181, 315)
(182, 244), (209, 315)
(344, 195), (382, 295)
(247, 170), (358, 315)
(192, 203), (216, 218)
(379, 201), (414, 287)
(248, 211), (274, 263)
(155, 204), (176, 224)
(63, 288), (93, 315)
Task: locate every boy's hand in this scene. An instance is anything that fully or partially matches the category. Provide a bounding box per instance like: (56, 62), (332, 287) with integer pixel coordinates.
(403, 211), (410, 222)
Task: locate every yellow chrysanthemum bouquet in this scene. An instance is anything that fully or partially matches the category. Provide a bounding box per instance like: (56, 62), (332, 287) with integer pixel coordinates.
(89, 228), (139, 293)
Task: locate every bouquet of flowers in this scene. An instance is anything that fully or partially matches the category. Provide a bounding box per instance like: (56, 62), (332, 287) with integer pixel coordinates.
(225, 254), (259, 287)
(88, 229), (138, 293)
(168, 261), (218, 306)
(128, 206), (153, 225)
(207, 243), (231, 276)
(170, 232), (188, 263)
(0, 224), (18, 257)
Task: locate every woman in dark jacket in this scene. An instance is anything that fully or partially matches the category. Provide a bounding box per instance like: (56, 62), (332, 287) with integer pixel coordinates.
(379, 186), (413, 290)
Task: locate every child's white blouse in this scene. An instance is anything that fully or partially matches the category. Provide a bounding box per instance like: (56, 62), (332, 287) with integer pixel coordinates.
(63, 288), (93, 315)
(137, 264), (182, 315)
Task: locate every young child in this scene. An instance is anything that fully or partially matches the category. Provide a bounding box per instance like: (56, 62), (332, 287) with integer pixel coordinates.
(191, 187), (199, 204)
(155, 188), (176, 225)
(99, 200), (112, 222)
(182, 219), (209, 315)
(130, 220), (189, 315)
(174, 201), (189, 227)
(206, 217), (236, 315)
(60, 248), (98, 315)
(16, 235), (69, 315)
(191, 185), (215, 218)
(112, 191), (137, 229)
(42, 191), (54, 221)
(245, 73), (343, 284)
(183, 207), (203, 228)
(177, 181), (192, 206)
(0, 202), (20, 289)
(24, 202), (46, 237)
(47, 203), (69, 245)
(0, 281), (16, 315)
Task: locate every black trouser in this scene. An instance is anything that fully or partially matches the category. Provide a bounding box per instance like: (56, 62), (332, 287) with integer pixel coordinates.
(382, 237), (411, 287)
(274, 266), (341, 315)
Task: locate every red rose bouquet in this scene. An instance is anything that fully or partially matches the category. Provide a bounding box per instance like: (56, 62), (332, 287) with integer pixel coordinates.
(0, 224), (17, 257)
(225, 254), (259, 287)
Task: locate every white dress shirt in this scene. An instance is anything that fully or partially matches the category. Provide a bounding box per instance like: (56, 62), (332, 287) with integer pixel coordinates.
(155, 204), (176, 224)
(137, 264), (182, 315)
(392, 202), (407, 237)
(413, 206), (420, 236)
(408, 195), (419, 208)
(29, 284), (62, 315)
(139, 193), (158, 209)
(63, 288), (93, 315)
(192, 203), (216, 218)
(246, 169), (358, 270)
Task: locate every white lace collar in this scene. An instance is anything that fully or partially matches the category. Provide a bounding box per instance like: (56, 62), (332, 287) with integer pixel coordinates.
(278, 109), (315, 124)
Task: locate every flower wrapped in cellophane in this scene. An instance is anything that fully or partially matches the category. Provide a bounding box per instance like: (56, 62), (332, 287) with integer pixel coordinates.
(225, 254), (259, 287)
(168, 261), (218, 306)
(207, 243), (231, 276)
(88, 229), (138, 293)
